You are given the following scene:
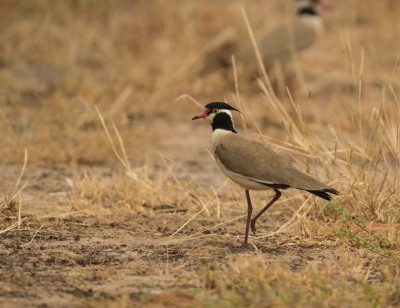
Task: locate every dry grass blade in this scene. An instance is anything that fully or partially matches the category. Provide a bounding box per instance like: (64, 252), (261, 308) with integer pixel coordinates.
(258, 79), (306, 149)
(0, 149), (30, 208)
(17, 193), (22, 230)
(112, 121), (131, 170)
(170, 181), (227, 237)
(158, 152), (211, 199)
(176, 94), (204, 109)
(0, 218), (28, 235)
(21, 223), (45, 247)
(240, 7), (274, 96)
(256, 196), (314, 240)
(0, 149), (33, 236)
(158, 153), (212, 216)
(186, 214), (246, 240)
(95, 105), (130, 170)
(14, 149), (28, 193)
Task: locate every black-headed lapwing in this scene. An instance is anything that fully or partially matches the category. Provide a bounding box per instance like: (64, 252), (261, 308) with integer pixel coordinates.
(192, 102), (338, 249)
(233, 0), (328, 68)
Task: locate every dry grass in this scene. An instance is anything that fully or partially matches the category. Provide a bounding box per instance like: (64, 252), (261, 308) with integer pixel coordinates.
(193, 255), (400, 307)
(0, 150), (32, 235)
(1, 0), (400, 306)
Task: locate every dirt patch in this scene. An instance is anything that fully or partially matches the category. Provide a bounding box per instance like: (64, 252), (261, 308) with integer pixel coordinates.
(0, 209), (382, 308)
(0, 164), (387, 307)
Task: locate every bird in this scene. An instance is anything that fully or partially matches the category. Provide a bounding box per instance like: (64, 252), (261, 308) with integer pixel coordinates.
(232, 0), (328, 68)
(192, 102), (338, 249)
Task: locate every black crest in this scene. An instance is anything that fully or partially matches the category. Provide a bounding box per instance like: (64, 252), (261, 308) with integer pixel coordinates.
(205, 102), (241, 113)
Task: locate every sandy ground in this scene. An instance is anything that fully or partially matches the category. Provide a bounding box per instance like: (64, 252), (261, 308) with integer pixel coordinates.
(0, 184), (381, 308)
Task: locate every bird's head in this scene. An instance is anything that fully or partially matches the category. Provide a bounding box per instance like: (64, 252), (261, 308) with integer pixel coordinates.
(297, 0), (330, 13)
(192, 102), (241, 124)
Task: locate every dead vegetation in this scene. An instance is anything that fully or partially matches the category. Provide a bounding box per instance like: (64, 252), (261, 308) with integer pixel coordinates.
(1, 0), (400, 307)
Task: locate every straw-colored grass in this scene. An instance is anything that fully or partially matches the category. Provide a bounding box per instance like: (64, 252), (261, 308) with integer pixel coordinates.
(0, 150), (32, 235)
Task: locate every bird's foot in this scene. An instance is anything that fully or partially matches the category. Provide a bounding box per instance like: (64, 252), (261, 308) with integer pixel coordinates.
(250, 220), (257, 236)
(232, 243), (249, 251)
(240, 243), (248, 250)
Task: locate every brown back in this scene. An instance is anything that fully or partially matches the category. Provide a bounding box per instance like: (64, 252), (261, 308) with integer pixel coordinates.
(214, 133), (332, 191)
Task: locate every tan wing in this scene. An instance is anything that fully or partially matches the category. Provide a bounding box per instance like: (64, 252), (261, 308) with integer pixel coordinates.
(235, 17), (322, 65)
(214, 134), (332, 191)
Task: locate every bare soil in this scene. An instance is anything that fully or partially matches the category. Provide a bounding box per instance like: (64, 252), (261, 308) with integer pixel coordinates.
(0, 148), (383, 308)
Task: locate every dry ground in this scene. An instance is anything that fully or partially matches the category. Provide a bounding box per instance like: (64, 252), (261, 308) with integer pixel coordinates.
(1, 0), (400, 307)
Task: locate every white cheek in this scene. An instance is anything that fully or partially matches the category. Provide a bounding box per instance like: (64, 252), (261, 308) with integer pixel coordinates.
(205, 113), (215, 123)
(222, 110), (233, 118)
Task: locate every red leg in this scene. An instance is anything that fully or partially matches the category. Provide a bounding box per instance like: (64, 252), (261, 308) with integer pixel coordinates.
(250, 189), (281, 235)
(240, 190), (253, 249)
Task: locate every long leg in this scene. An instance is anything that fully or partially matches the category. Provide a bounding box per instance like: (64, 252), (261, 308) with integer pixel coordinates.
(250, 189), (281, 235)
(240, 190), (253, 249)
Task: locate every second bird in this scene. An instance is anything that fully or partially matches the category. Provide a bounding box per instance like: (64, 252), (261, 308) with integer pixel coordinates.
(192, 102), (338, 249)
(233, 0), (328, 68)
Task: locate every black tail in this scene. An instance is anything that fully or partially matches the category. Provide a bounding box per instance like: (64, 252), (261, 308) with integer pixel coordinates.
(307, 188), (339, 201)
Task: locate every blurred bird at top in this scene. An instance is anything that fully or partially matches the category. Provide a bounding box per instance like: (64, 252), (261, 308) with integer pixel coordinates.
(198, 0), (330, 96)
(231, 0), (329, 69)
